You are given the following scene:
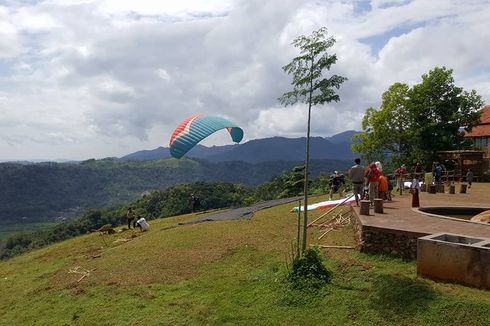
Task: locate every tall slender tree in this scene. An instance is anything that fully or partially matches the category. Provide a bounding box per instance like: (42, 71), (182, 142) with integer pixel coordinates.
(279, 27), (347, 254)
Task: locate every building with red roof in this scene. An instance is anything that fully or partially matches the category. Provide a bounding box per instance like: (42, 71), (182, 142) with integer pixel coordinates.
(465, 105), (490, 175)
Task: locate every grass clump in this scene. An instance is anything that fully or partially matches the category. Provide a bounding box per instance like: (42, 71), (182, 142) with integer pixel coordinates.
(288, 247), (332, 289)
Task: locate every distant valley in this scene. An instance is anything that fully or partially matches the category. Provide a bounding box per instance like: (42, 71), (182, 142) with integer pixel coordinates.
(1, 131), (359, 225)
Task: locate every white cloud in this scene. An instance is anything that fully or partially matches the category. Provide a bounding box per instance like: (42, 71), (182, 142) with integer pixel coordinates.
(0, 6), (22, 59)
(157, 68), (171, 81)
(98, 0), (235, 17)
(0, 0), (489, 160)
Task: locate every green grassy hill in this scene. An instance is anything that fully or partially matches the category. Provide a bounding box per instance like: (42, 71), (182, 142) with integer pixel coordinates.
(1, 199), (489, 325)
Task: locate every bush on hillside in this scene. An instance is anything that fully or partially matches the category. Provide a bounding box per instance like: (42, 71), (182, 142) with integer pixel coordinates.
(288, 247), (332, 289)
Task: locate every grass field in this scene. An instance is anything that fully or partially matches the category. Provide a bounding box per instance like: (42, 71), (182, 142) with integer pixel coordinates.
(0, 195), (489, 325)
(0, 222), (58, 242)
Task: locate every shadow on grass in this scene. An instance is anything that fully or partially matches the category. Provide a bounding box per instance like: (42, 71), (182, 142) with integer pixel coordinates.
(370, 274), (436, 321)
(275, 285), (331, 308)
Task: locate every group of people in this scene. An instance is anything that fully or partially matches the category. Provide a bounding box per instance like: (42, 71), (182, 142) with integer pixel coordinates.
(345, 158), (393, 207)
(125, 193), (201, 232)
(126, 207), (149, 231)
(350, 160), (475, 208)
(350, 160), (430, 208)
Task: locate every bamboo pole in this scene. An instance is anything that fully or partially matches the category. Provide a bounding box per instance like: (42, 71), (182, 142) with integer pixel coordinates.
(318, 228), (334, 240)
(297, 200), (301, 258)
(318, 245), (355, 249)
(307, 195), (353, 227)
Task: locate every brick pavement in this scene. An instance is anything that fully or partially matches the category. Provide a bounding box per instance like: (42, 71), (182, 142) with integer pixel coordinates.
(353, 182), (490, 239)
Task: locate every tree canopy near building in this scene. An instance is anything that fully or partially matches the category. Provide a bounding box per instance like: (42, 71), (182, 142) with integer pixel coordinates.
(352, 67), (484, 168)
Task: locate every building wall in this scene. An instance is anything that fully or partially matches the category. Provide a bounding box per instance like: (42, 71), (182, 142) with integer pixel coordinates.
(473, 137), (490, 174)
(474, 136), (490, 158)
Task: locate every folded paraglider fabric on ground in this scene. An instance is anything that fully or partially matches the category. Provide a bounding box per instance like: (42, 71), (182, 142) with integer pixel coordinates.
(291, 195), (356, 212)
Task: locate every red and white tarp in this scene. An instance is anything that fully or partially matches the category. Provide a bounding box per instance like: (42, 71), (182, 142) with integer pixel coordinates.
(291, 195), (356, 212)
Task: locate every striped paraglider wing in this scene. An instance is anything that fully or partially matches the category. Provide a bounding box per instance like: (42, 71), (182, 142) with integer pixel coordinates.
(169, 114), (244, 159)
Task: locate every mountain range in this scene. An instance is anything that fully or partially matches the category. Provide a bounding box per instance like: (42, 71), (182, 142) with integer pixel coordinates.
(120, 130), (359, 163)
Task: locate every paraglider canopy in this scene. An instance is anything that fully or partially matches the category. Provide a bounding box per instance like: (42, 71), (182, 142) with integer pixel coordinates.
(169, 114), (244, 159)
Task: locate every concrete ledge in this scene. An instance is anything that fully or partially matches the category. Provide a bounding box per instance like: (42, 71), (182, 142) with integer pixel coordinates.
(417, 232), (490, 290)
(350, 195), (490, 261)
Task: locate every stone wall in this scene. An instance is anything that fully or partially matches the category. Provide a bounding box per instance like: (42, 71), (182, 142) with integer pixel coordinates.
(350, 213), (427, 260)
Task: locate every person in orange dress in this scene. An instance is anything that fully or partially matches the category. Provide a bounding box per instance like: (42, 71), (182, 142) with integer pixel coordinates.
(378, 173), (388, 200)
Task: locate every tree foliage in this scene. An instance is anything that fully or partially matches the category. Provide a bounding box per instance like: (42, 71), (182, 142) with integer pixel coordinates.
(409, 67), (483, 161)
(352, 83), (412, 167)
(279, 27), (347, 107)
(279, 165), (306, 198)
(353, 67), (483, 167)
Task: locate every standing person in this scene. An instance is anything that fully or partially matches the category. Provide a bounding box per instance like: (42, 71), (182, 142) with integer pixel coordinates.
(349, 158), (365, 206)
(387, 175), (394, 201)
(126, 207), (136, 229)
(378, 172), (388, 201)
(412, 162), (422, 180)
(410, 178), (420, 207)
(328, 171), (345, 200)
(395, 164), (407, 190)
(365, 163), (381, 207)
(434, 162), (444, 186)
(466, 169), (474, 188)
(190, 194), (200, 213)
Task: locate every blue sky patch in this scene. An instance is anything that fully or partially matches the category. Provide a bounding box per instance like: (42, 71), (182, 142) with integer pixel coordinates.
(377, 0), (412, 9)
(359, 21), (425, 56)
(352, 0), (372, 15)
(0, 61), (13, 76)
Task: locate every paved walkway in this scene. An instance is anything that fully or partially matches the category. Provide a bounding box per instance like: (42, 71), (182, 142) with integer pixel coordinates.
(352, 183), (490, 238)
(179, 196), (303, 225)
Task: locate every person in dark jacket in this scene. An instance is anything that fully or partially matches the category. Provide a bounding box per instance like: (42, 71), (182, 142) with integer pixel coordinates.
(466, 169), (474, 188)
(190, 194), (201, 213)
(126, 207), (136, 229)
(329, 171), (345, 200)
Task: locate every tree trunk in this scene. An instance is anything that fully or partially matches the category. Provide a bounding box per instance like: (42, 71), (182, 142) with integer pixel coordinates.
(302, 56), (315, 254)
(302, 102), (312, 253)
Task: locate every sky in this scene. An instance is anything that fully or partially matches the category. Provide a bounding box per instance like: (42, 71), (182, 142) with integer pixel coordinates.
(0, 0), (489, 161)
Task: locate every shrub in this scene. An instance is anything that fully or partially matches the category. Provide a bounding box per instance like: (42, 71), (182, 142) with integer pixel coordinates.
(288, 247), (332, 289)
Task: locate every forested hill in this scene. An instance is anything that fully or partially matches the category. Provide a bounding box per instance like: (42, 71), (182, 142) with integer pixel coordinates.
(0, 158), (351, 224)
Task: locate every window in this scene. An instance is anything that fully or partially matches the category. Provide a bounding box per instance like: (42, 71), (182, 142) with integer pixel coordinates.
(475, 138), (481, 148)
